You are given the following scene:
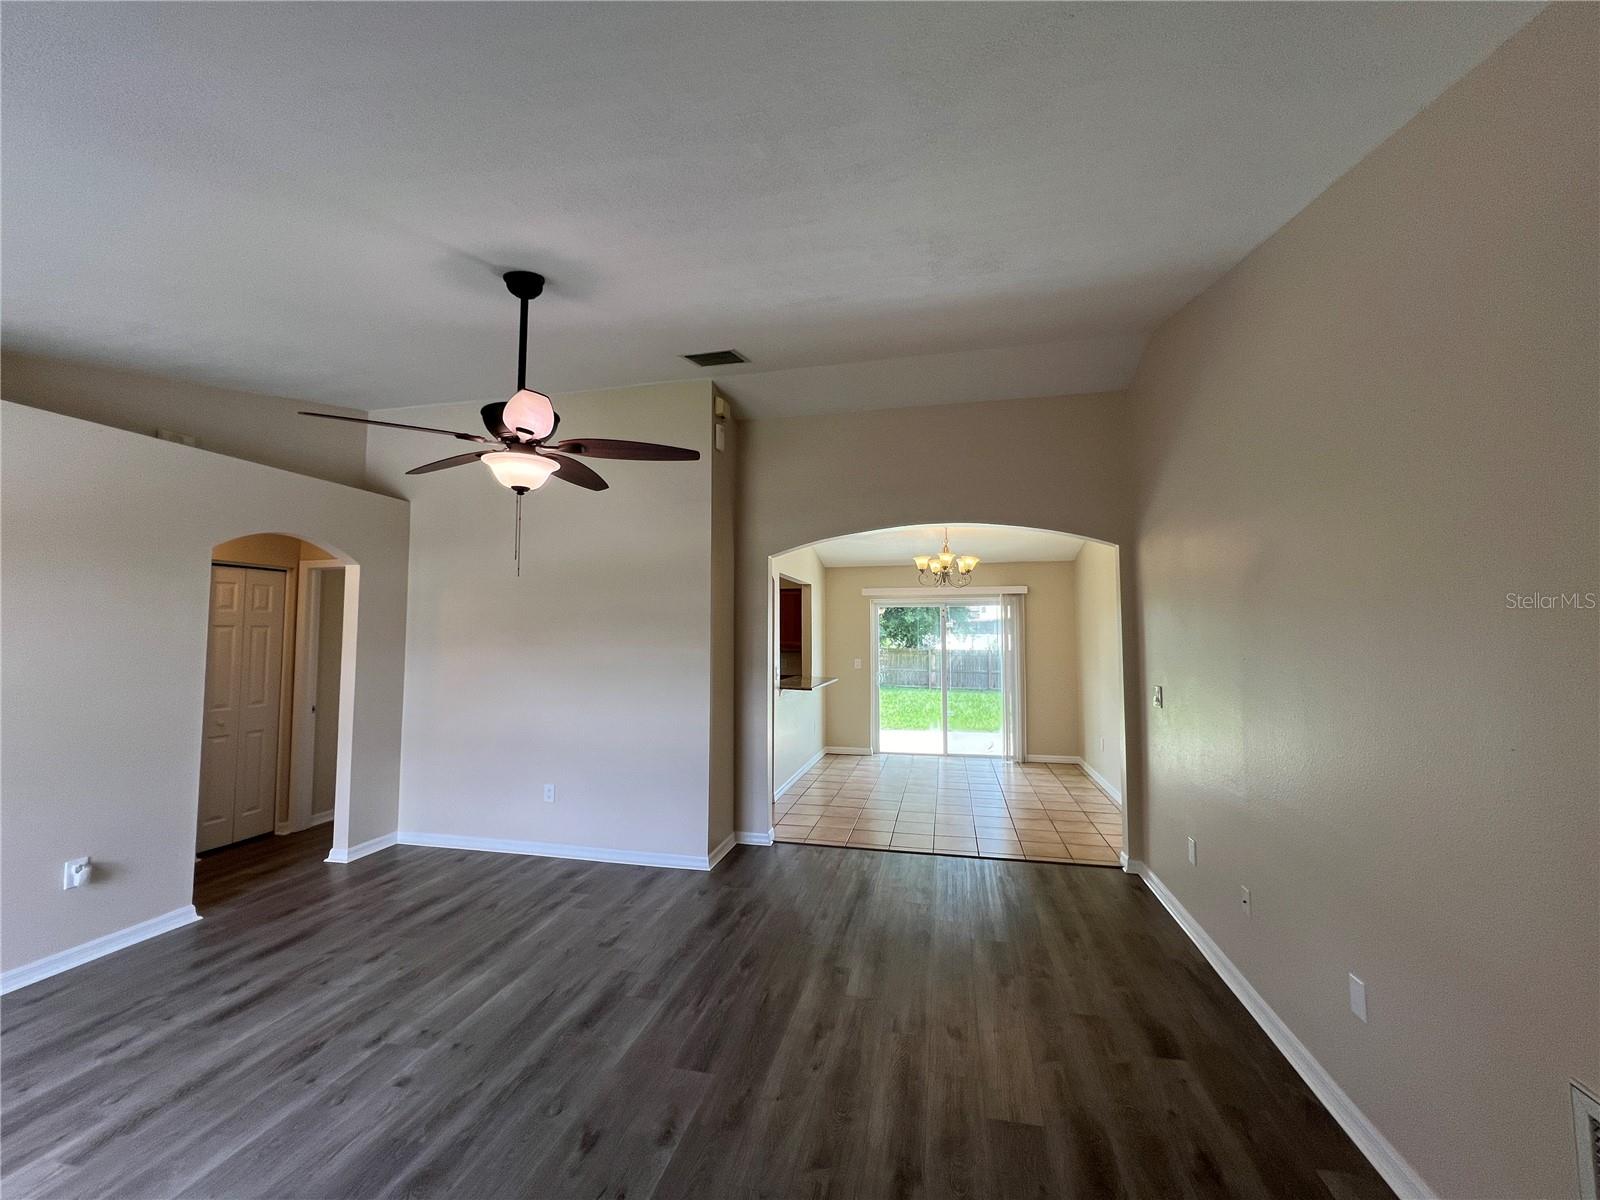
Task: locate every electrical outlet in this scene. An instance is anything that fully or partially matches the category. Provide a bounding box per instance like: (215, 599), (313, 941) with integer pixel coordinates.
(543, 783), (555, 803)
(1240, 885), (1251, 915)
(853, 658), (862, 670)
(1349, 973), (1368, 1022)
(1153, 685), (1164, 709)
(63, 857), (91, 890)
(1187, 837), (1197, 865)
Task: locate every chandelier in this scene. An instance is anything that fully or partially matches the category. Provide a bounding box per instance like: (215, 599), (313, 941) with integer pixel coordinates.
(914, 528), (980, 587)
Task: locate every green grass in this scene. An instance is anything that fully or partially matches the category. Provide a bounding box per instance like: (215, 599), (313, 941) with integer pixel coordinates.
(879, 687), (1001, 732)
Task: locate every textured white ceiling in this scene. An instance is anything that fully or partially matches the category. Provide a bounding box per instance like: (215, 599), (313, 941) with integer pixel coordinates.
(811, 525), (1087, 568)
(1, 3), (1536, 417)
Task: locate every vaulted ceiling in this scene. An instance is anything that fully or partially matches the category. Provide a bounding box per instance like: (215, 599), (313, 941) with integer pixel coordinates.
(1, 3), (1535, 417)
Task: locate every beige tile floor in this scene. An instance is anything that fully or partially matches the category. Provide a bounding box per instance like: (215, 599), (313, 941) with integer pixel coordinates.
(773, 754), (1123, 866)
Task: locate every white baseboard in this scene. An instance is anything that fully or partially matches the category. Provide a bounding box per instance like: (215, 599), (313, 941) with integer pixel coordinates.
(1132, 862), (1434, 1200)
(398, 831), (718, 871)
(325, 832), (398, 864)
(824, 746), (872, 755)
(1, 905), (201, 995)
(776, 748), (826, 798)
(1078, 759), (1123, 805)
(1024, 754), (1081, 764)
(736, 830), (774, 846)
(708, 832), (738, 869)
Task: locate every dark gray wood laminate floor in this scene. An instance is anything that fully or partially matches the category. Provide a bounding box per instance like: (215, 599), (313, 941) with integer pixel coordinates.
(2, 831), (1393, 1200)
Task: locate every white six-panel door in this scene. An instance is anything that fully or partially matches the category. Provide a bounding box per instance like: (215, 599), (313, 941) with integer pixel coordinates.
(197, 568), (245, 851)
(196, 565), (285, 851)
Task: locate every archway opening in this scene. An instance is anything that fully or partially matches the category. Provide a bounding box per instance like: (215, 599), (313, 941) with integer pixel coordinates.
(193, 532), (359, 910)
(765, 522), (1127, 868)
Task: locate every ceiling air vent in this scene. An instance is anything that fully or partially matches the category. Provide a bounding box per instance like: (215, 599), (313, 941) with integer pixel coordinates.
(682, 349), (747, 367)
(1575, 1081), (1600, 1200)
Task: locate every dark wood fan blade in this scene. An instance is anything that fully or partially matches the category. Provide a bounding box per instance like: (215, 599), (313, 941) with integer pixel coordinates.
(299, 411), (496, 443)
(542, 452), (609, 491)
(480, 402), (511, 439)
(406, 451), (489, 475)
(549, 438), (699, 461)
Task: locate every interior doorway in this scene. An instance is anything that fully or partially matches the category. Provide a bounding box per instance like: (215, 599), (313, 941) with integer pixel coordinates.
(291, 559), (346, 832)
(764, 523), (1129, 869)
(195, 534), (349, 868)
(873, 599), (1010, 757)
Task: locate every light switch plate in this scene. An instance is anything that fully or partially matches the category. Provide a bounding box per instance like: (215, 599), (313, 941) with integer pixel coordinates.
(1187, 837), (1197, 865)
(1153, 685), (1164, 709)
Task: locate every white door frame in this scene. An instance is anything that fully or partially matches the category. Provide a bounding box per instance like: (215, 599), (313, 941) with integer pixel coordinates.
(286, 559), (345, 834)
(868, 588), (1026, 759)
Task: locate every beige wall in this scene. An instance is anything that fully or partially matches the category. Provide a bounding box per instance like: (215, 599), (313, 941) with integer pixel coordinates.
(820, 562), (1083, 759)
(1, 351), (373, 489)
(1, 402), (410, 974)
(735, 392), (1140, 837)
(1072, 540), (1124, 800)
(311, 568), (346, 825)
(367, 381), (723, 862)
(1129, 9), (1597, 1198)
(708, 400), (737, 850)
(771, 546), (827, 791)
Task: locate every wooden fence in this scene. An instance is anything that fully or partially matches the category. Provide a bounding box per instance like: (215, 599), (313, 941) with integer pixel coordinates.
(879, 648), (1000, 691)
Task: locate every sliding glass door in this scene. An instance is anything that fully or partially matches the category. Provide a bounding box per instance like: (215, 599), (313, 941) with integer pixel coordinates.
(945, 602), (1004, 755)
(875, 600), (1006, 756)
(876, 604), (944, 754)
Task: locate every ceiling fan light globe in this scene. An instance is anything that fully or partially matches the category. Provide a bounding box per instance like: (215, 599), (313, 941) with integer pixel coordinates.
(503, 388), (556, 441)
(483, 451), (560, 491)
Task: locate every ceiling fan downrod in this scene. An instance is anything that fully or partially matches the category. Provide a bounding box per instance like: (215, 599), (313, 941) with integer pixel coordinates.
(502, 270), (545, 395)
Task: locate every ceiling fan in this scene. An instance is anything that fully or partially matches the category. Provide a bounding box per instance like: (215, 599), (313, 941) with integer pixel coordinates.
(300, 270), (699, 496)
(300, 270), (701, 573)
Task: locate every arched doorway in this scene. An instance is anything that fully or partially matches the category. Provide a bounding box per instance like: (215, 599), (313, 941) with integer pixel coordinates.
(194, 532), (360, 907)
(765, 522), (1127, 866)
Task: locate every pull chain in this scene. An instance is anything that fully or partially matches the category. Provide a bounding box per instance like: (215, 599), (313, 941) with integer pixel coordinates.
(513, 491), (524, 577)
